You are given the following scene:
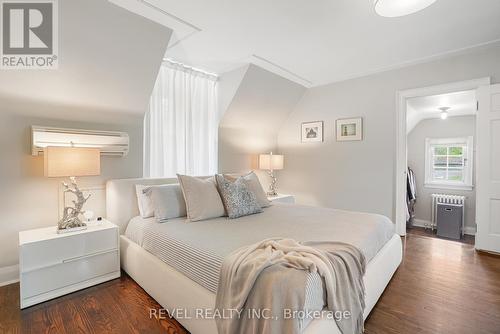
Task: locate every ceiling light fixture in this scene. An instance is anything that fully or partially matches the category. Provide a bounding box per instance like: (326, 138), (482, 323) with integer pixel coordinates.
(439, 107), (450, 120)
(374, 0), (438, 17)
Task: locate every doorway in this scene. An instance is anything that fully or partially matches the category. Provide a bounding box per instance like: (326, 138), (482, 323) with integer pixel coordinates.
(394, 77), (491, 237)
(405, 90), (477, 243)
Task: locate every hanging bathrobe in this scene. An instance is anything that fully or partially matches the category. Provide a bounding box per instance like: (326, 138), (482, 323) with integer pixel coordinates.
(406, 167), (417, 226)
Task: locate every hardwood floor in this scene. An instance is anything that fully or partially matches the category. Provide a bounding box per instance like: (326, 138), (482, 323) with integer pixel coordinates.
(0, 274), (187, 334)
(1, 232), (499, 334)
(365, 231), (500, 334)
(406, 225), (475, 245)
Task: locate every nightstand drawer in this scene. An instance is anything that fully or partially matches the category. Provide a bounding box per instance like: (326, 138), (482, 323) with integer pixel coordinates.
(21, 249), (119, 299)
(19, 220), (120, 308)
(20, 227), (118, 272)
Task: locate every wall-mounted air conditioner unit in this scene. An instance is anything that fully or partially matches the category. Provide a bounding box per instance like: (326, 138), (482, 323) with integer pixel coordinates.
(31, 126), (129, 157)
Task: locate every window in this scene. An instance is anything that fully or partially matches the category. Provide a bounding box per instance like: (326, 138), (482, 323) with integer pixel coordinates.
(144, 60), (219, 178)
(424, 137), (474, 190)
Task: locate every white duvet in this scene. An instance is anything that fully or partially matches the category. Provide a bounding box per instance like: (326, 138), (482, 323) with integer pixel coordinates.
(125, 203), (395, 292)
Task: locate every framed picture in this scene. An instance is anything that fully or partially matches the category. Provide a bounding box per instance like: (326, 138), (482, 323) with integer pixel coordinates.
(336, 117), (363, 141)
(301, 121), (323, 142)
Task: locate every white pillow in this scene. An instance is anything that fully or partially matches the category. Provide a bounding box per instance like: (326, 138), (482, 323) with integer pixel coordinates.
(224, 172), (271, 208)
(151, 184), (187, 222)
(135, 184), (155, 218)
(177, 174), (225, 221)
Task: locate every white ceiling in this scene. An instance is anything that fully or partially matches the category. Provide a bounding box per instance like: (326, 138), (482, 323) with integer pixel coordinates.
(111, 0), (500, 87)
(406, 90), (477, 133)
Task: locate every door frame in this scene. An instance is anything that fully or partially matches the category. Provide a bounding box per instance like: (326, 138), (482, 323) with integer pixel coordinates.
(394, 77), (491, 236)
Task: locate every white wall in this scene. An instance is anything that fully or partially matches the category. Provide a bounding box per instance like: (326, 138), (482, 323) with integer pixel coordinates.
(407, 116), (476, 233)
(218, 64), (305, 186)
(0, 110), (144, 284)
(0, 0), (172, 285)
(277, 42), (500, 221)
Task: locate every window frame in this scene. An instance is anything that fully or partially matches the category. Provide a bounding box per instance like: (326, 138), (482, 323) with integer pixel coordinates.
(424, 136), (474, 191)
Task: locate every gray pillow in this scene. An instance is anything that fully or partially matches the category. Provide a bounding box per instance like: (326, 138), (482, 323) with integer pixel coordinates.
(150, 184), (187, 222)
(215, 175), (262, 219)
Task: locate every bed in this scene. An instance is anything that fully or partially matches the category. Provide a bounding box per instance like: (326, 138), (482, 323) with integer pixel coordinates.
(107, 177), (402, 334)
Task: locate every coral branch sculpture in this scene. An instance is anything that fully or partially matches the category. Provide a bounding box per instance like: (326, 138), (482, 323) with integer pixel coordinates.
(266, 170), (278, 196)
(58, 177), (91, 233)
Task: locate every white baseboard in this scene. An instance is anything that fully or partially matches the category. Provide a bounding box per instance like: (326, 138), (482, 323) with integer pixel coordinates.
(412, 218), (433, 229)
(463, 226), (477, 236)
(411, 219), (476, 236)
(0, 264), (19, 287)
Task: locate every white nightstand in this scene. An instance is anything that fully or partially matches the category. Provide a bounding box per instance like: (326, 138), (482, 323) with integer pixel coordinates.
(19, 220), (120, 309)
(268, 194), (295, 204)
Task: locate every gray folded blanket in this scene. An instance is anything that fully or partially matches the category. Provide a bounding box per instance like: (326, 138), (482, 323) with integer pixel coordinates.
(215, 238), (366, 334)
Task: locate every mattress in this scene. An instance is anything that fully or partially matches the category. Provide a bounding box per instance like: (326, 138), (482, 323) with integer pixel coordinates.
(125, 203), (395, 292)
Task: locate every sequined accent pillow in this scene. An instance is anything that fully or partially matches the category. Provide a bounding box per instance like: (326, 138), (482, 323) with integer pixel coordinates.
(223, 172), (271, 208)
(215, 175), (263, 219)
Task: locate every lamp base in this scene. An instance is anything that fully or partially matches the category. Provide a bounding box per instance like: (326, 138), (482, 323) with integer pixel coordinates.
(266, 170), (279, 197)
(57, 224), (87, 234)
(58, 177), (91, 234)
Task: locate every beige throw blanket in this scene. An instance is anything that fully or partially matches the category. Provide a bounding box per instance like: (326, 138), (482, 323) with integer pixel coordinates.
(215, 238), (366, 334)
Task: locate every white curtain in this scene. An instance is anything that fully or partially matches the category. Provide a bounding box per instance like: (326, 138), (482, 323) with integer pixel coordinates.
(144, 60), (219, 177)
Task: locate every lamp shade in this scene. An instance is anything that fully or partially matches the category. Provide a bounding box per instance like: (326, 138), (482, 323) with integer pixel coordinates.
(44, 147), (101, 177)
(259, 153), (284, 171)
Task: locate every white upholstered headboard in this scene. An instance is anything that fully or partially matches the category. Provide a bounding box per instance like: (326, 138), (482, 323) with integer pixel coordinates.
(106, 174), (247, 234)
(106, 177), (178, 234)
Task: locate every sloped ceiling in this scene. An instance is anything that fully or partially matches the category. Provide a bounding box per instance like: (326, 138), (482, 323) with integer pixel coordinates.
(217, 64), (249, 119)
(407, 90), (476, 133)
(218, 64), (306, 173)
(0, 0), (172, 116)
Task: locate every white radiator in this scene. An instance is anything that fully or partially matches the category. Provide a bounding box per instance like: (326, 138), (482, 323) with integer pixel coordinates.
(431, 194), (466, 234)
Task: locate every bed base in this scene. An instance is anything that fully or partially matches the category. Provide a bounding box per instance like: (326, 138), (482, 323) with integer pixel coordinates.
(120, 234), (402, 334)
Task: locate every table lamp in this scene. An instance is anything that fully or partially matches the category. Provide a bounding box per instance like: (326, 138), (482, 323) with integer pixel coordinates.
(259, 152), (284, 196)
(44, 146), (101, 233)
